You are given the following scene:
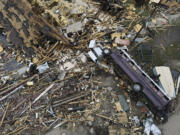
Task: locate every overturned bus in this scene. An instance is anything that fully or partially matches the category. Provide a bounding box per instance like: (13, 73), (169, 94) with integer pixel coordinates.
(105, 48), (171, 120)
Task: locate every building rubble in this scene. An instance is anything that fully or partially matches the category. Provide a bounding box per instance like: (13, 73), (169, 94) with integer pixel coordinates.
(0, 0), (180, 135)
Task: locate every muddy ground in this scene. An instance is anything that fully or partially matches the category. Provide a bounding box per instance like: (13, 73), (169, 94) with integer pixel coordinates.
(160, 96), (180, 135)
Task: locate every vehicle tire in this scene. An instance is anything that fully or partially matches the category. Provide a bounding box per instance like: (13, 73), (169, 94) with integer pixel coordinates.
(155, 113), (168, 123)
(103, 48), (110, 55)
(132, 83), (142, 92)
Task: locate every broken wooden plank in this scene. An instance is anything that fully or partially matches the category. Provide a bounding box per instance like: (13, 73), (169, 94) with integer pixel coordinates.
(0, 103), (9, 127)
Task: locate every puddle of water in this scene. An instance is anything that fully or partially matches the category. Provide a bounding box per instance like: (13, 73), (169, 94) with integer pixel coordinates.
(132, 26), (180, 72)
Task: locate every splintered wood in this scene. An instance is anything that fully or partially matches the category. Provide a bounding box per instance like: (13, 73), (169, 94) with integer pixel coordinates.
(0, 0), (70, 56)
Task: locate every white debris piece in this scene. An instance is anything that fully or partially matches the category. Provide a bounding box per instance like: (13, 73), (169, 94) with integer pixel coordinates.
(37, 62), (49, 73)
(94, 47), (103, 58)
(96, 25), (105, 32)
(66, 21), (85, 33)
(36, 113), (39, 119)
(88, 51), (97, 62)
(150, 0), (160, 4)
(144, 118), (153, 135)
(144, 123), (151, 135)
(73, 68), (81, 72)
(17, 66), (28, 75)
(79, 53), (87, 63)
(63, 61), (77, 70)
(1, 76), (10, 84)
(151, 124), (161, 135)
(144, 118), (161, 135)
(27, 62), (33, 72)
(58, 71), (66, 81)
(89, 40), (96, 48)
(133, 116), (140, 125)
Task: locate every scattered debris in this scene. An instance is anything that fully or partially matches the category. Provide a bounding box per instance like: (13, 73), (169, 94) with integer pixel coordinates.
(33, 83), (55, 104)
(143, 118), (161, 135)
(133, 116), (140, 126)
(37, 62), (49, 73)
(118, 95), (129, 112)
(115, 38), (130, 46)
